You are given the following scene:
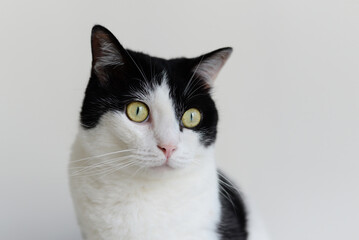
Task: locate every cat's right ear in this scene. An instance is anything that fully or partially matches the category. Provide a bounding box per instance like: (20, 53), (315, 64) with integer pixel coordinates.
(192, 47), (233, 88)
(91, 25), (126, 84)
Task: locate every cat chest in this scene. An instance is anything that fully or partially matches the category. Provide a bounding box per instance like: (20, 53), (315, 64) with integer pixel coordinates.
(81, 181), (221, 240)
(102, 188), (219, 239)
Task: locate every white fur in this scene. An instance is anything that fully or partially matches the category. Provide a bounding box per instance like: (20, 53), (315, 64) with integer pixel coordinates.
(69, 80), (221, 239)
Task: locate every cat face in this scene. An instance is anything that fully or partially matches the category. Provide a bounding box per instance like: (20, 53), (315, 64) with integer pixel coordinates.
(78, 25), (232, 174)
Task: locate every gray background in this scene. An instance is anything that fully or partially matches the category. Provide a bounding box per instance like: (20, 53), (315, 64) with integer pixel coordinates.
(1, 0), (358, 239)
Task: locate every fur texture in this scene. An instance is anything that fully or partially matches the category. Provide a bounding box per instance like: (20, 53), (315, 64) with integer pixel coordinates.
(69, 25), (254, 240)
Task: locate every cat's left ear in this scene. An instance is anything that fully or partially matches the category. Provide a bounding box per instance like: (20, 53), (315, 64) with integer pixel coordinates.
(91, 25), (126, 84)
(193, 47), (233, 87)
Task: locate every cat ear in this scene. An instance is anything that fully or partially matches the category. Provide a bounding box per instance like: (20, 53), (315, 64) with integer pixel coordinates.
(91, 25), (125, 84)
(193, 47), (233, 87)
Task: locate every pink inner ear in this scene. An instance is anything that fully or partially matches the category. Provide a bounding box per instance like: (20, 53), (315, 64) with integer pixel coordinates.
(92, 32), (109, 63)
(193, 48), (233, 87)
(91, 28), (124, 85)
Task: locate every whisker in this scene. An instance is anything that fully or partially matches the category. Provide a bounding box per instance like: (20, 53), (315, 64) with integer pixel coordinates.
(99, 161), (137, 178)
(185, 81), (208, 100)
(149, 56), (153, 81)
(218, 184), (237, 213)
(72, 149), (135, 163)
(123, 49), (148, 82)
(218, 171), (238, 191)
(183, 56), (204, 96)
(134, 153), (158, 158)
(218, 178), (238, 191)
(71, 160), (136, 177)
(131, 165), (146, 178)
(70, 155), (134, 175)
(131, 155), (160, 161)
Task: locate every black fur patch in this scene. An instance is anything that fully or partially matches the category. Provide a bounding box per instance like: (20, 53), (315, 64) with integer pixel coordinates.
(217, 171), (248, 240)
(80, 25), (232, 147)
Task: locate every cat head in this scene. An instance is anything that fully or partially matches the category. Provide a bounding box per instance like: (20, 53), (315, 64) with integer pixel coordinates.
(78, 25), (232, 176)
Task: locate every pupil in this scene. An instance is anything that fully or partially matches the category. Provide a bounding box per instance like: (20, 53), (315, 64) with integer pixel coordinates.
(190, 112), (194, 121)
(136, 107), (140, 115)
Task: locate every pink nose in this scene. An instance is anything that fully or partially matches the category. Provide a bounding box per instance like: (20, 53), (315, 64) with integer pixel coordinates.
(157, 144), (177, 159)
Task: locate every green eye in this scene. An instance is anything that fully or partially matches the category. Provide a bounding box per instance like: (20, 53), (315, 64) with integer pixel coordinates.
(182, 108), (201, 128)
(126, 101), (149, 122)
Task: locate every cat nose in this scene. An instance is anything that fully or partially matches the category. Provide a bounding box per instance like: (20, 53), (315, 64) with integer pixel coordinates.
(157, 144), (177, 159)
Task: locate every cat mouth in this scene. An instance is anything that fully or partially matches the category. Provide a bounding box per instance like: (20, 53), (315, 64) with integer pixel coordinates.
(151, 158), (173, 169)
(152, 164), (172, 170)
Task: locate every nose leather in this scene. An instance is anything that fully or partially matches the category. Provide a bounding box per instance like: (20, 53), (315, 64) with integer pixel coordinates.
(157, 144), (177, 159)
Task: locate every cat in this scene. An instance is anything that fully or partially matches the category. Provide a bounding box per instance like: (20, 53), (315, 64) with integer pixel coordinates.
(69, 25), (249, 240)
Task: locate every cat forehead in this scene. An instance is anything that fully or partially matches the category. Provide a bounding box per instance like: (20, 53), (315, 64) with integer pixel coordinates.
(130, 73), (175, 111)
(128, 71), (169, 99)
(150, 78), (172, 103)
(121, 53), (195, 94)
(147, 81), (179, 127)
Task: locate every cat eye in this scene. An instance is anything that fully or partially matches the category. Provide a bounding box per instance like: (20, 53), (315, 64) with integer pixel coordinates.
(126, 101), (149, 123)
(181, 108), (201, 128)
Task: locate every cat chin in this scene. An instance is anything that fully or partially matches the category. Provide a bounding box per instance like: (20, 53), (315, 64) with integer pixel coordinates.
(148, 160), (173, 169)
(124, 161), (199, 181)
(150, 166), (181, 177)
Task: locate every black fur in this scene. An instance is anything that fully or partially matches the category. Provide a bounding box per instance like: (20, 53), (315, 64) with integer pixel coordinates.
(217, 171), (248, 239)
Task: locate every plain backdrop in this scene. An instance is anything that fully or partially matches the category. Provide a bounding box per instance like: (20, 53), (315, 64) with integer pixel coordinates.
(1, 0), (358, 239)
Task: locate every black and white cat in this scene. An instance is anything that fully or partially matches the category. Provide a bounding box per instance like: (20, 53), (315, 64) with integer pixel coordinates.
(69, 25), (263, 240)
